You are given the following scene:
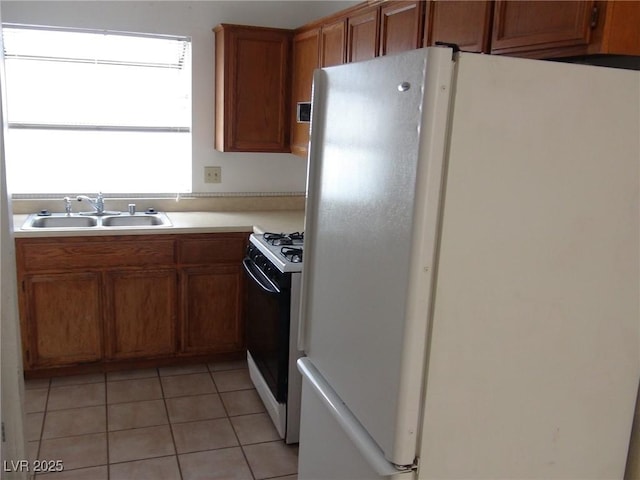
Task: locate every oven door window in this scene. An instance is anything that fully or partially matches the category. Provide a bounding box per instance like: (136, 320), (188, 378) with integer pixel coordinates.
(244, 260), (290, 403)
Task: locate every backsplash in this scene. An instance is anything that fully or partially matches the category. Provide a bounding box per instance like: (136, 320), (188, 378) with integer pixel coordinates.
(12, 193), (305, 214)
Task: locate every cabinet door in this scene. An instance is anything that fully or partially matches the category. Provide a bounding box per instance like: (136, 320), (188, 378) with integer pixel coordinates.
(22, 272), (102, 368)
(105, 269), (177, 360)
(215, 24), (292, 152)
(379, 1), (425, 56)
(491, 1), (594, 56)
(321, 19), (346, 67)
(425, 1), (493, 53)
(347, 6), (380, 63)
(291, 27), (320, 157)
(180, 265), (245, 354)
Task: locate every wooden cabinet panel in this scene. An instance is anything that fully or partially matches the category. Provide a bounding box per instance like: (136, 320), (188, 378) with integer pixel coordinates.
(105, 269), (177, 360)
(178, 234), (247, 355)
(290, 27), (320, 157)
(23, 272), (102, 368)
(290, 19), (346, 158)
(491, 1), (593, 55)
(425, 0), (493, 53)
(347, 6), (380, 63)
(594, 2), (640, 56)
(178, 234), (247, 265)
(18, 238), (175, 272)
(215, 24), (292, 152)
(180, 266), (244, 354)
(379, 1), (425, 56)
(321, 19), (347, 67)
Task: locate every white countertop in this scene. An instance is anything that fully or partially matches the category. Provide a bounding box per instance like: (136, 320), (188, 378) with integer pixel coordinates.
(13, 210), (305, 238)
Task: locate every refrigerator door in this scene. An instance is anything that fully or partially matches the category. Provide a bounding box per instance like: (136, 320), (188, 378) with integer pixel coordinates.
(418, 53), (640, 479)
(299, 47), (455, 467)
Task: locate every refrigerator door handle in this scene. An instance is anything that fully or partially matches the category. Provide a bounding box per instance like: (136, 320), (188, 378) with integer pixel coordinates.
(297, 357), (413, 477)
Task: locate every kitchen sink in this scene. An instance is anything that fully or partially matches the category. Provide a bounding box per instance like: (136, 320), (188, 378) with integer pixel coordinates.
(101, 213), (172, 227)
(24, 214), (99, 229)
(21, 212), (172, 229)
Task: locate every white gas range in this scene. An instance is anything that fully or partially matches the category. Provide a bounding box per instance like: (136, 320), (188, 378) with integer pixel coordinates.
(249, 231), (303, 273)
(243, 232), (304, 444)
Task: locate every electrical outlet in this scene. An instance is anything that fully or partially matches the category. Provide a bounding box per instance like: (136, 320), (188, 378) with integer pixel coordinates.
(205, 166), (222, 184)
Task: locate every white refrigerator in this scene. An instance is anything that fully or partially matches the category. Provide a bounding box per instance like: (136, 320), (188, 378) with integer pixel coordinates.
(297, 47), (640, 479)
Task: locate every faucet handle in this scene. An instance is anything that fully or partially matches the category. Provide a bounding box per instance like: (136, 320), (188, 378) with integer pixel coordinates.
(63, 196), (72, 215)
(96, 193), (105, 211)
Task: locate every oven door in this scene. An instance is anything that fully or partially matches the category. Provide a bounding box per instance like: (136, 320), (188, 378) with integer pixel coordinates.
(243, 257), (290, 403)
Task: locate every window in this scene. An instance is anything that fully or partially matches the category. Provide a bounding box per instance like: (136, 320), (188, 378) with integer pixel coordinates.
(2, 24), (192, 194)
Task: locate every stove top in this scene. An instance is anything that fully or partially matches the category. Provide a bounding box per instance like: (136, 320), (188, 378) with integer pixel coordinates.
(263, 231), (304, 247)
(249, 232), (304, 273)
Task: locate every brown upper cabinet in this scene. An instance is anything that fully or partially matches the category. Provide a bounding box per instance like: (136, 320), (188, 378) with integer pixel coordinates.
(290, 18), (347, 157)
(220, 0), (640, 156)
(591, 1), (640, 56)
(491, 1), (640, 58)
(347, 5), (381, 63)
(425, 1), (493, 53)
(346, 1), (424, 63)
(214, 24), (292, 153)
(380, 1), (426, 56)
(321, 19), (347, 67)
(289, 0), (425, 157)
(491, 1), (594, 56)
(290, 27), (320, 157)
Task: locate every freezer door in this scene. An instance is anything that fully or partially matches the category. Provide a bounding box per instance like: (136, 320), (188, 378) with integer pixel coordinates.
(300, 47), (455, 466)
(297, 359), (414, 480)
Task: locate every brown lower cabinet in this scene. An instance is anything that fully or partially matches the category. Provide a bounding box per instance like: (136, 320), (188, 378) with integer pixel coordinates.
(22, 272), (103, 368)
(181, 265), (244, 354)
(16, 232), (248, 376)
(105, 269), (178, 360)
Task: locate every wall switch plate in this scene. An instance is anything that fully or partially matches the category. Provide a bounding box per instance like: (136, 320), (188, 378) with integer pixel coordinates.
(205, 166), (222, 183)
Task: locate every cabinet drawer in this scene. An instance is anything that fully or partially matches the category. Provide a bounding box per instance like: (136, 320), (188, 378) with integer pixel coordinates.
(178, 234), (247, 265)
(18, 238), (176, 271)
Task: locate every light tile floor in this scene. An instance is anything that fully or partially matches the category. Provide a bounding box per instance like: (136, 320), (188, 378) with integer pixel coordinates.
(24, 360), (298, 480)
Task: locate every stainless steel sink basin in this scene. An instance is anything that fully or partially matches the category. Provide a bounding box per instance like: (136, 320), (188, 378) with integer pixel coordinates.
(24, 214), (99, 229)
(21, 212), (172, 229)
(101, 213), (172, 227)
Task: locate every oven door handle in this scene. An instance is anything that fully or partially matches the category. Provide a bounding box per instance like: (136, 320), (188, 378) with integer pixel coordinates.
(243, 258), (281, 295)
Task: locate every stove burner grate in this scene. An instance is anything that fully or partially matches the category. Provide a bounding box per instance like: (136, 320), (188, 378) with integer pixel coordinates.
(280, 246), (303, 263)
(264, 232), (304, 246)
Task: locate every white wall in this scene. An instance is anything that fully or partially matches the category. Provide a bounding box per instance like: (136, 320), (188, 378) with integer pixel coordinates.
(0, 2), (26, 470)
(1, 0), (357, 194)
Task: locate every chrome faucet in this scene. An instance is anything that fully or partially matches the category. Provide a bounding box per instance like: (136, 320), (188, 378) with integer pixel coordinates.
(76, 192), (105, 215)
(63, 196), (72, 215)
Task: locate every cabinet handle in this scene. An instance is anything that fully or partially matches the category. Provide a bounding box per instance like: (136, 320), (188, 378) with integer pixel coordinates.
(590, 6), (599, 29)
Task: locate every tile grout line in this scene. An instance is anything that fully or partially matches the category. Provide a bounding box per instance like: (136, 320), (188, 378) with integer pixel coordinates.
(33, 378), (51, 479)
(158, 367), (184, 480)
(104, 373), (110, 480)
(207, 363), (257, 480)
